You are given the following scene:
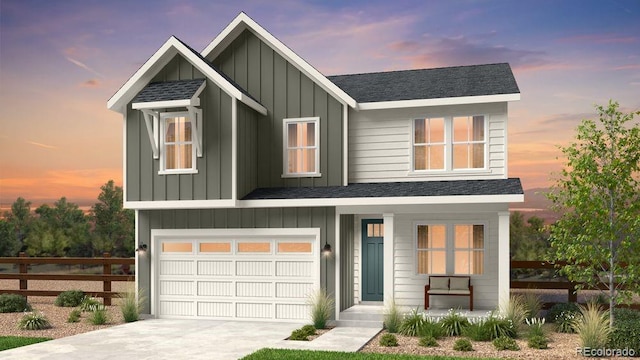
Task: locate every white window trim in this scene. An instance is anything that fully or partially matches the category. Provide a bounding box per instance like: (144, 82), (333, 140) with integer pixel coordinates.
(282, 117), (321, 178)
(411, 115), (488, 174)
(159, 111), (198, 175)
(414, 221), (486, 277)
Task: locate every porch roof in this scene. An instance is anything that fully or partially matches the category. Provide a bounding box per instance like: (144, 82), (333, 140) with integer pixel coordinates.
(242, 178), (523, 200)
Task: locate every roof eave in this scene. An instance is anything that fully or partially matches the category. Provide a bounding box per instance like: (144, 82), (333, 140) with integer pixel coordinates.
(357, 93), (521, 111)
(201, 12), (357, 108)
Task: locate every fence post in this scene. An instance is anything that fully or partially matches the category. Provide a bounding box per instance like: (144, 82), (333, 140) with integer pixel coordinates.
(103, 252), (111, 306)
(19, 252), (28, 302)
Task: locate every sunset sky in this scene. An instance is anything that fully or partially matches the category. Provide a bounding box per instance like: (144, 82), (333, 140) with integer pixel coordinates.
(1, 0), (639, 207)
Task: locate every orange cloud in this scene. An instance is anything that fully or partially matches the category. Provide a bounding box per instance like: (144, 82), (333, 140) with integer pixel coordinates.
(80, 79), (100, 87)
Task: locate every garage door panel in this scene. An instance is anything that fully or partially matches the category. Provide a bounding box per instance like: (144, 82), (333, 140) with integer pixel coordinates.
(160, 280), (194, 296)
(236, 302), (272, 318)
(197, 281), (233, 296)
(160, 300), (194, 316)
(197, 260), (232, 276)
(155, 231), (319, 321)
(160, 260), (194, 275)
(276, 304), (309, 320)
(276, 261), (313, 277)
(276, 282), (313, 298)
(236, 282), (272, 297)
(197, 302), (233, 317)
(236, 261), (272, 276)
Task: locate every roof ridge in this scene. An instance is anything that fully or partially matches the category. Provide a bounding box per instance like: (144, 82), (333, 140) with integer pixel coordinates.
(327, 63), (510, 78)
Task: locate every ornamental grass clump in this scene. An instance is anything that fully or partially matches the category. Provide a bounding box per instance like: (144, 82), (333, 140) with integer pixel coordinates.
(383, 299), (402, 334)
(399, 308), (426, 336)
(440, 309), (470, 336)
(120, 287), (145, 323)
(80, 296), (103, 312)
(67, 308), (81, 323)
(18, 312), (51, 330)
(463, 320), (492, 341)
(522, 292), (543, 320)
(525, 317), (546, 338)
(573, 302), (611, 349)
(307, 288), (333, 329)
(87, 308), (109, 325)
(501, 295), (527, 333)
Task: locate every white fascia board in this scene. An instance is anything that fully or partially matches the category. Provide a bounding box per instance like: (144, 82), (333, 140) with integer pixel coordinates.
(201, 12), (357, 109)
(124, 199), (237, 210)
(152, 227), (320, 238)
(357, 93), (521, 111)
(239, 194), (524, 208)
(132, 99), (198, 110)
(108, 36), (267, 116)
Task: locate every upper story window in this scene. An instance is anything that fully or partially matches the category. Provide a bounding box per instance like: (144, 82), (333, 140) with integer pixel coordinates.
(283, 117), (320, 177)
(160, 112), (197, 174)
(413, 115), (486, 172)
(416, 223), (485, 276)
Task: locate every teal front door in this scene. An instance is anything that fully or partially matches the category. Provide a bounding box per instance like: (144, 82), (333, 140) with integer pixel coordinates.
(362, 219), (384, 301)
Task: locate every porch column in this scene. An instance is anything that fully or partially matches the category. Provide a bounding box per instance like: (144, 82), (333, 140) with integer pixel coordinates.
(497, 211), (510, 310)
(383, 213), (395, 306)
(334, 211), (341, 321)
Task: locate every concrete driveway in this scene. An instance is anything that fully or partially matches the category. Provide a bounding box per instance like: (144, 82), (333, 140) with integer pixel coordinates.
(1, 319), (304, 360)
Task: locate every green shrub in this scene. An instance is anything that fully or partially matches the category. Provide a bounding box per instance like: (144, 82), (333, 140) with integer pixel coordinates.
(440, 309), (470, 336)
(418, 335), (438, 347)
(307, 289), (333, 329)
(383, 299), (402, 333)
(119, 288), (143, 323)
(300, 325), (317, 337)
(555, 310), (578, 333)
(528, 335), (549, 349)
(87, 308), (109, 325)
(399, 308), (425, 336)
(607, 308), (640, 354)
(80, 297), (103, 312)
(463, 321), (492, 341)
(484, 314), (516, 339)
(67, 308), (81, 323)
(525, 317), (546, 338)
(379, 333), (398, 347)
(0, 294), (31, 313)
(54, 290), (85, 307)
(289, 329), (310, 341)
(573, 302), (611, 349)
(453, 338), (473, 351)
(492, 336), (520, 351)
(419, 320), (446, 339)
(522, 292), (543, 320)
(18, 312), (51, 330)
(546, 302), (579, 323)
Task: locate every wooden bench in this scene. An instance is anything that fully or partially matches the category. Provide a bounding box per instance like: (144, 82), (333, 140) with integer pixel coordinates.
(424, 276), (473, 311)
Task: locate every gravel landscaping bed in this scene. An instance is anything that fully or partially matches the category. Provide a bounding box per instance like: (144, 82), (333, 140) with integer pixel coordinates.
(0, 280), (132, 339)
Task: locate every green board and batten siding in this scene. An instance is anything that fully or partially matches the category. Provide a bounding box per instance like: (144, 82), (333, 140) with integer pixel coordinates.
(126, 55), (233, 202)
(210, 29), (344, 189)
(236, 101), (259, 199)
(136, 207), (337, 314)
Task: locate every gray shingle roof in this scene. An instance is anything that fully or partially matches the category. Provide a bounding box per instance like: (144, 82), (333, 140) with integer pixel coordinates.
(242, 178), (523, 200)
(132, 79), (206, 103)
(327, 63), (519, 103)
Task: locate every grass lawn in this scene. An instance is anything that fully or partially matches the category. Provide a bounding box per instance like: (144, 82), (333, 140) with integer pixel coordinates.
(0, 336), (52, 351)
(241, 348), (500, 360)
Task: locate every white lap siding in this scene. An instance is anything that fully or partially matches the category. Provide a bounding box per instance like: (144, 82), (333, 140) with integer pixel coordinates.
(348, 102), (508, 183)
(392, 212), (499, 310)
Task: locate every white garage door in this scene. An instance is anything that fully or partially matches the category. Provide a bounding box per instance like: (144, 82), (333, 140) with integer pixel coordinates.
(152, 229), (320, 321)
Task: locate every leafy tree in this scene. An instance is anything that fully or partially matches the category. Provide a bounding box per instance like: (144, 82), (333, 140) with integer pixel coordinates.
(23, 222), (69, 257)
(0, 219), (20, 256)
(547, 100), (640, 325)
(510, 212), (550, 261)
(92, 180), (134, 257)
(3, 197), (34, 251)
(35, 198), (91, 257)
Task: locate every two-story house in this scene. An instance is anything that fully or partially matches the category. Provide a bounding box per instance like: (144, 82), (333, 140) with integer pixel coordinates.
(107, 13), (523, 323)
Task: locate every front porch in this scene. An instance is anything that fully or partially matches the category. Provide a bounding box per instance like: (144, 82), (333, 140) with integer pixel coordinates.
(332, 204), (512, 323)
(336, 304), (496, 328)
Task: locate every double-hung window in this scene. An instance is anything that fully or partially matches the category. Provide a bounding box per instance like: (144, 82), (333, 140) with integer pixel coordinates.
(413, 115), (486, 172)
(416, 223), (485, 275)
(283, 117), (320, 177)
(160, 112), (196, 174)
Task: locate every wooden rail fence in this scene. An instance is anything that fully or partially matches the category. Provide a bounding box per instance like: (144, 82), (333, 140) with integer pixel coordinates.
(511, 260), (639, 310)
(0, 252), (135, 306)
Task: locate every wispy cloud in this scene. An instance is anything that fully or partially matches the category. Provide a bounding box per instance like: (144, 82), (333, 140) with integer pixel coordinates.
(558, 34), (637, 44)
(65, 56), (104, 78)
(614, 64), (640, 70)
(27, 141), (58, 150)
(80, 79), (100, 88)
